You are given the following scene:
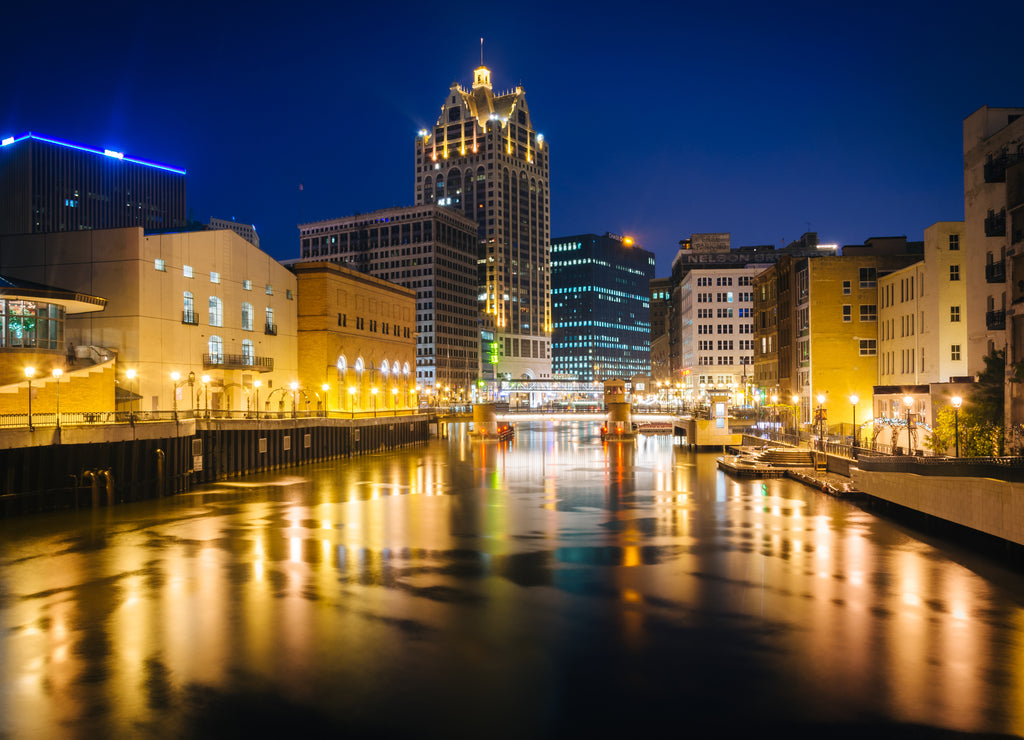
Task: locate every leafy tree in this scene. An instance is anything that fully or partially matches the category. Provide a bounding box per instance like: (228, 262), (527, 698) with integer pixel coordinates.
(926, 349), (1005, 456)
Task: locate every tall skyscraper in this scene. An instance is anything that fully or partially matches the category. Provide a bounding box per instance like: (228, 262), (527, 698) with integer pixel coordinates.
(551, 233), (654, 382)
(415, 64), (551, 382)
(0, 132), (186, 236)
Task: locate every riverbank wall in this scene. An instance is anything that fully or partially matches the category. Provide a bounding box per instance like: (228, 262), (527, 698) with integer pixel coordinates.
(0, 414), (430, 517)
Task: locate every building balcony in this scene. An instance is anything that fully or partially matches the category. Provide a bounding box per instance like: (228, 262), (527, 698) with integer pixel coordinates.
(986, 309), (1006, 331)
(182, 310), (198, 325)
(986, 259), (1006, 283)
(202, 354), (274, 372)
(984, 152), (1022, 183)
(264, 323), (277, 336)
(985, 209), (1006, 238)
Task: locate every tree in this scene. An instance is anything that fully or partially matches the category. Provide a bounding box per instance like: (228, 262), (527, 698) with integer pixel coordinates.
(926, 349), (1005, 456)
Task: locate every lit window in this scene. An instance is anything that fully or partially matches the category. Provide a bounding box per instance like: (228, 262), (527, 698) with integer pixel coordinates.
(243, 279), (252, 290)
(209, 296), (223, 327)
(183, 265), (193, 278)
(286, 289), (293, 300)
(210, 271), (220, 284)
(208, 335), (223, 363)
(155, 259), (166, 272)
(242, 302), (254, 331)
(266, 284), (273, 295)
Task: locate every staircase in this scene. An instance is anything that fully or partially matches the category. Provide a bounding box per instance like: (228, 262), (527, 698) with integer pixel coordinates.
(750, 448), (816, 467)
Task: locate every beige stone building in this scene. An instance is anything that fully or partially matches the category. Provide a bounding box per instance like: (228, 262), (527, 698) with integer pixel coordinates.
(293, 261), (416, 414)
(0, 226), (298, 414)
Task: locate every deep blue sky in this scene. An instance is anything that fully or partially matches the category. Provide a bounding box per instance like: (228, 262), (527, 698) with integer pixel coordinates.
(3, 1), (1023, 276)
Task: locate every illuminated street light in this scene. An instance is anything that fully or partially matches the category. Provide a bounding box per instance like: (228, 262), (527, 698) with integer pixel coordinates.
(253, 379), (261, 420)
(348, 385), (357, 418)
(951, 396), (962, 458)
(903, 395), (915, 455)
(202, 375), (211, 418)
(322, 383), (330, 415)
(849, 394), (859, 449)
(170, 371), (180, 420)
(371, 386), (379, 417)
(290, 381), (299, 418)
(816, 393), (826, 451)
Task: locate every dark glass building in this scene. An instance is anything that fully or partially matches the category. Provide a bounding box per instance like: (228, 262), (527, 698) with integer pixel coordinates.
(551, 233), (655, 382)
(0, 132), (186, 236)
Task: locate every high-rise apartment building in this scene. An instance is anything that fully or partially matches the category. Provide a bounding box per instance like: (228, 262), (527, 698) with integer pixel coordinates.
(0, 132), (186, 236)
(649, 277), (672, 383)
(550, 233), (655, 382)
(678, 266), (766, 405)
(296, 205), (480, 399)
(414, 65), (551, 381)
(963, 107), (1024, 430)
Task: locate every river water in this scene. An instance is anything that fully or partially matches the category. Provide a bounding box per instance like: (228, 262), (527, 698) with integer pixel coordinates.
(0, 420), (1022, 738)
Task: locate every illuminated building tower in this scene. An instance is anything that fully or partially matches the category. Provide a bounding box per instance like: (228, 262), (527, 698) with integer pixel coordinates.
(0, 132), (186, 235)
(415, 64), (551, 381)
(551, 233), (655, 382)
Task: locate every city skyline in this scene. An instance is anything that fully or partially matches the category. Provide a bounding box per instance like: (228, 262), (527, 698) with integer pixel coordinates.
(2, 1), (1023, 272)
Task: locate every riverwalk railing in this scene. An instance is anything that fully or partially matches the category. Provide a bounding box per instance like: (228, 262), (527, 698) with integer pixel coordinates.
(0, 407), (432, 428)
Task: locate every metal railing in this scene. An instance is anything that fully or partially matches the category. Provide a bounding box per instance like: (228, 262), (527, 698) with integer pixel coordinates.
(202, 354), (274, 371)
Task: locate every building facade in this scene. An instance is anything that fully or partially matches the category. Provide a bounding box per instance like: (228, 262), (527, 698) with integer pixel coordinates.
(550, 233), (655, 382)
(649, 277), (672, 384)
(209, 217), (259, 249)
(678, 266), (766, 407)
(0, 133), (186, 236)
(414, 65), (551, 381)
(0, 227), (297, 414)
(296, 205), (479, 401)
(293, 261), (416, 414)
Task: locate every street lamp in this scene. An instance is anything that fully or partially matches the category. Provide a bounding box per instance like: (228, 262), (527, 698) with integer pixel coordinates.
(24, 366), (35, 430)
(791, 394), (800, 434)
(392, 386), (399, 415)
(849, 394), (859, 449)
(170, 372), (180, 420)
(52, 368), (63, 428)
(371, 386), (379, 417)
(903, 395), (914, 455)
(816, 393), (826, 451)
(951, 395), (962, 458)
(253, 379), (261, 420)
(202, 374), (211, 418)
(770, 394), (778, 435)
(321, 383), (329, 415)
(348, 385), (357, 418)
(290, 381), (299, 418)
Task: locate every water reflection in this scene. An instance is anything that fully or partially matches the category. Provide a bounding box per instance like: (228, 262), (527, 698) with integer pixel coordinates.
(0, 420), (1022, 738)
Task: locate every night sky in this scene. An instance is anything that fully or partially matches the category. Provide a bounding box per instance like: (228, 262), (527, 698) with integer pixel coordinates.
(3, 1), (1023, 275)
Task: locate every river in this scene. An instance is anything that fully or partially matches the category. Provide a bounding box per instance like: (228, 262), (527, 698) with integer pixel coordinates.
(0, 420), (1022, 738)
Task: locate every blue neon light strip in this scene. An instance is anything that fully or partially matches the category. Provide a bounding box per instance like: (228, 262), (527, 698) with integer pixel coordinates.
(0, 132), (186, 175)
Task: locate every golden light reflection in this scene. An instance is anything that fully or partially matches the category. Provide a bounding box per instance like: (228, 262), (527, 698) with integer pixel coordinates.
(290, 536), (302, 563)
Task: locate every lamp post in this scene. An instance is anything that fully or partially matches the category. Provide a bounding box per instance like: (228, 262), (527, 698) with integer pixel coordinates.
(253, 379), (261, 420)
(770, 394), (778, 436)
(849, 394), (859, 449)
(52, 368), (63, 428)
(202, 375), (211, 418)
(321, 383), (329, 416)
(392, 386), (399, 416)
(371, 386), (379, 417)
(188, 371), (196, 414)
(170, 372), (180, 420)
(348, 386), (357, 418)
(903, 395), (914, 455)
(816, 393), (826, 451)
(791, 394), (800, 435)
(127, 368), (138, 419)
(290, 381), (299, 418)
(951, 395), (962, 458)
(24, 366), (35, 430)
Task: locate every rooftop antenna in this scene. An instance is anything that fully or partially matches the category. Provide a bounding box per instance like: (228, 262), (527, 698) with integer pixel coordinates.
(480, 37), (484, 66)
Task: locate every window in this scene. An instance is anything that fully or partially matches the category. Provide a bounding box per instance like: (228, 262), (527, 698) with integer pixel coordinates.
(842, 305), (852, 322)
(209, 296), (223, 327)
(949, 234), (959, 251)
(286, 289), (293, 300)
(951, 344), (961, 361)
(266, 284), (273, 295)
(210, 271), (220, 284)
(950, 306), (960, 322)
(242, 339), (254, 365)
(859, 267), (876, 288)
(859, 339), (877, 356)
(265, 306), (274, 328)
(183, 291), (195, 322)
(241, 302), (253, 331)
(154, 258), (166, 272)
(859, 304), (877, 321)
(243, 279), (252, 291)
(183, 265), (193, 278)
(842, 280), (851, 295)
(208, 335), (223, 363)
(950, 265), (960, 281)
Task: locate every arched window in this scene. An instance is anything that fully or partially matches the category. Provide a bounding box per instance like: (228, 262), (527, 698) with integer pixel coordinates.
(241, 302), (253, 331)
(355, 357), (364, 373)
(208, 335), (223, 363)
(209, 296), (223, 327)
(241, 339), (254, 365)
(380, 359), (389, 376)
(392, 360), (400, 375)
(337, 355), (347, 372)
(402, 362), (410, 375)
(183, 291), (195, 323)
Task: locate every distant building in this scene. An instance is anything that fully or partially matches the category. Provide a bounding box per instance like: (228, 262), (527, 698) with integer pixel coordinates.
(0, 132), (186, 236)
(678, 265), (767, 406)
(649, 277), (672, 385)
(963, 106), (1024, 435)
(209, 217), (259, 249)
(550, 233), (655, 382)
(296, 205), (479, 402)
(292, 261), (416, 414)
(415, 64), (551, 381)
